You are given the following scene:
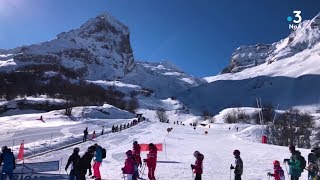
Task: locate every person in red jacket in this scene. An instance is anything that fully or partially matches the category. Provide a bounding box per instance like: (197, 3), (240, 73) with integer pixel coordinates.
(132, 141), (142, 166)
(268, 160), (285, 180)
(144, 143), (157, 180)
(122, 150), (135, 180)
(191, 151), (204, 180)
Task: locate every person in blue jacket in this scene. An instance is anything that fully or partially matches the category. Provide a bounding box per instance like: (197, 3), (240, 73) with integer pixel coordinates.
(0, 146), (15, 180)
(93, 144), (103, 180)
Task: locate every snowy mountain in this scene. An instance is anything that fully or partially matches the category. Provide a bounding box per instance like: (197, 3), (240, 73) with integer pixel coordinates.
(0, 13), (135, 80)
(0, 13), (204, 98)
(221, 12), (320, 74)
(121, 61), (205, 98)
(184, 12), (320, 114)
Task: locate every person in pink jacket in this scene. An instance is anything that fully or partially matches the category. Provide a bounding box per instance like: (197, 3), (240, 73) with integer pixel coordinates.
(144, 143), (158, 180)
(191, 151), (204, 180)
(122, 150), (135, 180)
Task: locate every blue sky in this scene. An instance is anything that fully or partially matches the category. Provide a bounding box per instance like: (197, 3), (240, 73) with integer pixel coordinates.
(0, 0), (319, 77)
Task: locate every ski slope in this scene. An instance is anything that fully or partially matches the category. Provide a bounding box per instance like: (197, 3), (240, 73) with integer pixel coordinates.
(24, 112), (309, 180)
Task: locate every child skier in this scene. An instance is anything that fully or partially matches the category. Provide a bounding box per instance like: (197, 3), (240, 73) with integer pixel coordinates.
(267, 160), (285, 180)
(230, 149), (243, 180)
(191, 151), (204, 180)
(122, 150), (135, 180)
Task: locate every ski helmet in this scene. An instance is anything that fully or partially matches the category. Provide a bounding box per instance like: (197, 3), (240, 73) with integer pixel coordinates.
(126, 150), (132, 156)
(133, 141), (138, 145)
(273, 160), (280, 166)
(233, 149), (240, 156)
(193, 151), (200, 157)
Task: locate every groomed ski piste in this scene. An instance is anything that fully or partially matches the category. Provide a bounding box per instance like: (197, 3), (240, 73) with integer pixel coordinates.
(1, 97), (312, 180)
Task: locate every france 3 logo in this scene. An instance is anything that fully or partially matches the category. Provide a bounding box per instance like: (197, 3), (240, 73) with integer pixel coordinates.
(287, 11), (302, 30)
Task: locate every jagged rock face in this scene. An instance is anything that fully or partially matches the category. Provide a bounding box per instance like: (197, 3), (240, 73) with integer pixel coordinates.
(222, 13), (320, 74)
(222, 44), (272, 73)
(0, 13), (135, 80)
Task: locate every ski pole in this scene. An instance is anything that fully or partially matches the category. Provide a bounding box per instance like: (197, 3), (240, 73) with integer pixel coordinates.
(191, 168), (194, 178)
(230, 169), (231, 180)
(283, 162), (290, 178)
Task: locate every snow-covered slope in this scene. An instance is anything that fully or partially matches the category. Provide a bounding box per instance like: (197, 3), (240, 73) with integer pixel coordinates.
(0, 13), (135, 80)
(121, 61), (205, 98)
(218, 12), (320, 75)
(184, 13), (320, 114)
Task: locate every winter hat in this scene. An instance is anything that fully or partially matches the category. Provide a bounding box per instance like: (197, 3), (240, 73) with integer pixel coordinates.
(133, 141), (138, 145)
(193, 151), (200, 157)
(74, 147), (80, 153)
(289, 144), (295, 152)
(126, 150), (132, 156)
(1, 146), (7, 152)
(233, 149), (240, 156)
(273, 160), (280, 166)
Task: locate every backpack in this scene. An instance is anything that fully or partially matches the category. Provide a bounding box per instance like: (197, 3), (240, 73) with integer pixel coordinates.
(297, 152), (306, 171)
(102, 148), (106, 159)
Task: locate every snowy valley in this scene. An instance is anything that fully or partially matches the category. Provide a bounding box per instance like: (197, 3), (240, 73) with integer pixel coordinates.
(0, 10), (320, 180)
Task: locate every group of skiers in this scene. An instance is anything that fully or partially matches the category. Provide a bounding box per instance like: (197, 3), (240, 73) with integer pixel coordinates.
(112, 117), (145, 133)
(1, 141), (320, 180)
(265, 145), (320, 180)
(64, 141), (158, 180)
(122, 141), (158, 180)
(65, 143), (106, 180)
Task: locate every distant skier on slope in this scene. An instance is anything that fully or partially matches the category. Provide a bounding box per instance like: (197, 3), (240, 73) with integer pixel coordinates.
(0, 146), (15, 180)
(65, 147), (80, 180)
(144, 143), (158, 180)
(122, 150), (135, 180)
(267, 160), (285, 180)
(92, 131), (96, 140)
(284, 145), (305, 180)
(230, 149), (243, 180)
(83, 127), (88, 142)
(191, 151), (204, 180)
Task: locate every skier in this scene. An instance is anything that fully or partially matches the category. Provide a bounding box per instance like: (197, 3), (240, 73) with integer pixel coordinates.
(77, 146), (96, 180)
(284, 145), (304, 180)
(132, 141), (142, 166)
(83, 127), (88, 142)
(92, 131), (96, 140)
(308, 147), (320, 180)
(144, 143), (158, 180)
(112, 125), (115, 133)
(191, 151), (204, 180)
(267, 160), (285, 180)
(122, 150), (135, 180)
(0, 146), (15, 180)
(230, 149), (243, 180)
(236, 127), (239, 132)
(92, 144), (103, 180)
(65, 147), (80, 180)
(101, 126), (104, 135)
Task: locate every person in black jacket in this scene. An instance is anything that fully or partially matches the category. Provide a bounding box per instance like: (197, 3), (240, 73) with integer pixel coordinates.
(77, 146), (96, 180)
(65, 147), (80, 180)
(83, 127), (88, 142)
(0, 146), (15, 180)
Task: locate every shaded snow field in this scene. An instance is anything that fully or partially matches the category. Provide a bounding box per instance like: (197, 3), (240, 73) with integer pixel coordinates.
(25, 110), (310, 180)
